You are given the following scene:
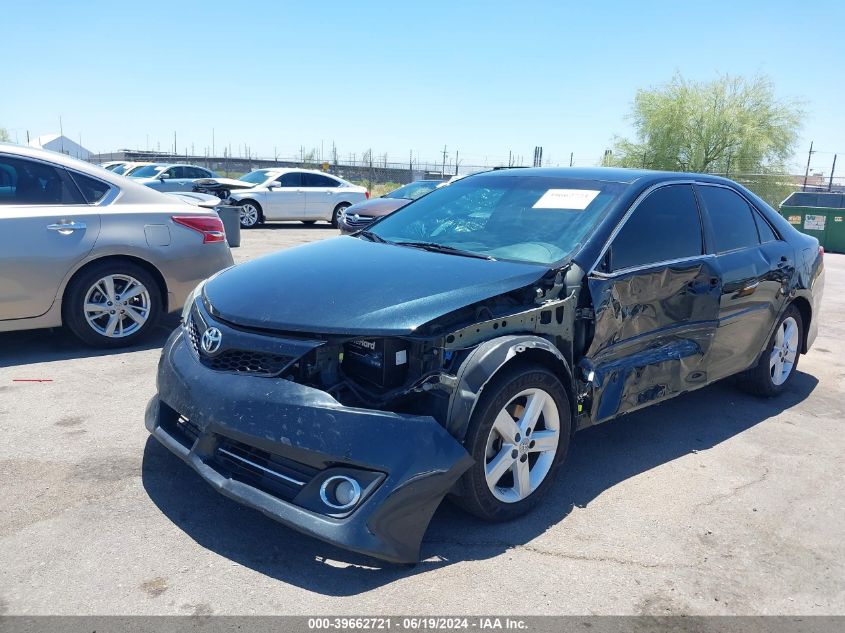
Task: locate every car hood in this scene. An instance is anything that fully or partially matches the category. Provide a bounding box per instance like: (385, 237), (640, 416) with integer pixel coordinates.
(345, 197), (410, 217)
(204, 236), (550, 336)
(194, 177), (258, 190)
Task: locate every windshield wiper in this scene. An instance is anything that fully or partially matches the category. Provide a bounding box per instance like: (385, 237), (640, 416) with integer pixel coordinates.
(395, 241), (495, 260)
(357, 230), (391, 244)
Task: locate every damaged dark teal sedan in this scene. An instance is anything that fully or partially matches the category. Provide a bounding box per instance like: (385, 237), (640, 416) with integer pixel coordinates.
(145, 167), (825, 563)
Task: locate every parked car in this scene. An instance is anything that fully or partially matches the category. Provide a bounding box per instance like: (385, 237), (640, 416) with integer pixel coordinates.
(145, 167), (824, 563)
(221, 168), (368, 228)
(338, 180), (441, 234)
(130, 164), (216, 192)
(101, 161), (131, 172)
(118, 162), (155, 177)
(0, 144), (233, 347)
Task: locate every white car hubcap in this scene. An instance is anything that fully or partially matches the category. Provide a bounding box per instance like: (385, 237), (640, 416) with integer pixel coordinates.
(770, 316), (799, 386)
(83, 274), (151, 338)
(240, 204), (258, 226)
(484, 388), (560, 503)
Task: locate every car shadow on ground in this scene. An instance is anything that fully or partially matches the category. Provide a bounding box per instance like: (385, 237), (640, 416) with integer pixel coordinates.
(141, 370), (817, 596)
(0, 315), (180, 369)
(249, 222), (337, 231)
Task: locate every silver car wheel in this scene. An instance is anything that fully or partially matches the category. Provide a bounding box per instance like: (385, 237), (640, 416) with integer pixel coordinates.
(83, 274), (151, 338)
(484, 387), (560, 503)
(770, 316), (799, 386)
(239, 204), (259, 227)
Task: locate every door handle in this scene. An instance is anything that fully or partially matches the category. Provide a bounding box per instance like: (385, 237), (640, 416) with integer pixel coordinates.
(47, 221), (87, 234)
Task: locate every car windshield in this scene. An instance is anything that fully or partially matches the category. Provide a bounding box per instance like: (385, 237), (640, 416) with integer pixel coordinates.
(130, 165), (165, 178)
(384, 181), (439, 200)
(239, 170), (273, 185)
(111, 164), (130, 175)
(368, 175), (624, 265)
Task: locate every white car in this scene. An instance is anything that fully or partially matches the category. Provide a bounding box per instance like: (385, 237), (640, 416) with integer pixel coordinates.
(226, 168), (368, 228)
(129, 164), (216, 192)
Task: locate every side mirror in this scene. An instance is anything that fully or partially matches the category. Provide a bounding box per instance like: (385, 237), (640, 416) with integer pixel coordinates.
(159, 173), (171, 180)
(267, 181), (279, 189)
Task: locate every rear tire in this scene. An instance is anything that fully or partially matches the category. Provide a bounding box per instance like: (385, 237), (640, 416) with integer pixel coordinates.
(331, 203), (350, 228)
(452, 363), (571, 522)
(741, 304), (803, 397)
(63, 260), (162, 348)
(238, 201), (262, 228)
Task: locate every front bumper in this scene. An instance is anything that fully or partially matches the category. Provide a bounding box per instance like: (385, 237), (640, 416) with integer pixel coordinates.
(145, 328), (473, 563)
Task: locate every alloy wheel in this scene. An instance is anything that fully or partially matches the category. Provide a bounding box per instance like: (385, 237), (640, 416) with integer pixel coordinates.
(484, 387), (560, 503)
(83, 274), (151, 338)
(770, 316), (799, 386)
(239, 204), (259, 227)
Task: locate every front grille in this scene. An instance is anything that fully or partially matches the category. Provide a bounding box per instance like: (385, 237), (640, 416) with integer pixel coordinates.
(344, 215), (374, 228)
(212, 438), (320, 501)
(204, 349), (294, 375)
(186, 315), (294, 377)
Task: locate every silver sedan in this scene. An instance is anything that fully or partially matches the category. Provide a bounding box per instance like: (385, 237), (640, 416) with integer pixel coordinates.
(0, 144), (234, 347)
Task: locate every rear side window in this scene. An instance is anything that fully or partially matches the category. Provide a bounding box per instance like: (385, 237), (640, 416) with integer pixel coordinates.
(68, 171), (110, 204)
(185, 167), (210, 179)
(0, 155), (83, 205)
(698, 185), (760, 253)
(303, 173), (340, 187)
(753, 210), (778, 243)
(609, 184), (703, 272)
(276, 172), (302, 187)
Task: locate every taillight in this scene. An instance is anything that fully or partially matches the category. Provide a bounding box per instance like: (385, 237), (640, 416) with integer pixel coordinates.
(819, 245), (824, 258)
(172, 215), (226, 244)
(365, 191), (370, 199)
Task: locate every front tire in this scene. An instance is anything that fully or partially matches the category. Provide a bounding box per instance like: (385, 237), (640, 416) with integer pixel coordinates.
(742, 304), (803, 397)
(63, 261), (162, 348)
(452, 364), (571, 521)
(238, 201), (262, 228)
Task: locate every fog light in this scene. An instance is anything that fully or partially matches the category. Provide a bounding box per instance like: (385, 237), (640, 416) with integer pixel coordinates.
(319, 475), (362, 510)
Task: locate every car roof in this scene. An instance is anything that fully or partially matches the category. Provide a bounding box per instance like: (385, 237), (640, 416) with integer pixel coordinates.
(469, 166), (739, 188)
(0, 143), (191, 205)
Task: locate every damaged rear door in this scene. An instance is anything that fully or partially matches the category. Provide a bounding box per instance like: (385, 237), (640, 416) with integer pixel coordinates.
(582, 183), (721, 422)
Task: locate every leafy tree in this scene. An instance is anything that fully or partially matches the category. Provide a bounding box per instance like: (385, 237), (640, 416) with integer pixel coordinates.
(610, 74), (803, 179)
(0, 127), (9, 142)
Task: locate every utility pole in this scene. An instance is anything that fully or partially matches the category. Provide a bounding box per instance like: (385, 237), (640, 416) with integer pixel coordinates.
(409, 149), (413, 179)
(802, 141), (815, 191)
(59, 116), (64, 153)
(455, 150), (459, 175)
(508, 150), (513, 168)
(570, 152), (574, 167)
(441, 145), (448, 177)
(829, 154), (837, 192)
(212, 128), (215, 157)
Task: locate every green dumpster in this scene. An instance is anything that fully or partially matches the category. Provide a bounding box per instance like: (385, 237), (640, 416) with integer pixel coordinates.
(780, 192), (845, 253)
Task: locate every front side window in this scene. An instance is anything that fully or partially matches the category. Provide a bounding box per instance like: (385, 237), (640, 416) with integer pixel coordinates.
(609, 184), (703, 272)
(303, 173), (340, 188)
(698, 185), (760, 253)
(370, 175), (624, 265)
(276, 172), (302, 187)
(0, 155), (82, 205)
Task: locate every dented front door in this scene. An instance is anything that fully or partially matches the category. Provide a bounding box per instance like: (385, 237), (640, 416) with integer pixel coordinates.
(580, 183), (721, 423)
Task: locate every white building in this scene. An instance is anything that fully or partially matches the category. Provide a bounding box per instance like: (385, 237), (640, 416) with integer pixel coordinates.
(28, 134), (91, 161)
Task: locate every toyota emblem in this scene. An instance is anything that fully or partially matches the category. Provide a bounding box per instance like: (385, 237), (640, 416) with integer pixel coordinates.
(200, 327), (223, 354)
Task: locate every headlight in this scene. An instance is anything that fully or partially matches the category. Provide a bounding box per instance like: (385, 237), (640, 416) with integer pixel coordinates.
(181, 279), (207, 323)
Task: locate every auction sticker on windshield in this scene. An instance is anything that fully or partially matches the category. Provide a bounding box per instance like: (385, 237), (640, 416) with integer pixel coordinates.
(532, 188), (600, 210)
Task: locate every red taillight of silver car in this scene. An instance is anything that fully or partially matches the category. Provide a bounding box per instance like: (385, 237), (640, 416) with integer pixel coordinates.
(365, 191), (370, 199)
(172, 216), (226, 244)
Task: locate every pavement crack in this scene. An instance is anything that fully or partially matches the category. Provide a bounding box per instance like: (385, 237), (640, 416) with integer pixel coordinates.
(692, 466), (770, 511)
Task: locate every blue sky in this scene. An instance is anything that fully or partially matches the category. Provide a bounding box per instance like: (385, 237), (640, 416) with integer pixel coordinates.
(2, 0), (843, 173)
